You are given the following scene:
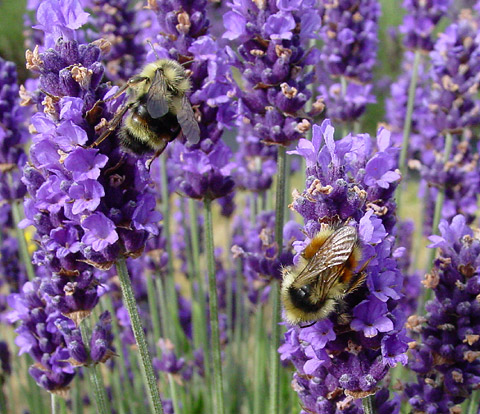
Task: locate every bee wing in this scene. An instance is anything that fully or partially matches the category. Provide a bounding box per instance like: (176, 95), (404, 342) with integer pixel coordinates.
(292, 226), (357, 287)
(177, 95), (200, 144)
(146, 70), (169, 119)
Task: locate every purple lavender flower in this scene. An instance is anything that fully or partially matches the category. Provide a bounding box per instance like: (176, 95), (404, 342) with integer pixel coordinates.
(405, 215), (480, 413)
(225, 0), (316, 146)
(416, 15), (480, 233)
(0, 57), (28, 202)
(86, 0), (146, 82)
(14, 0), (163, 393)
(280, 120), (407, 407)
(24, 13), (161, 276)
(399, 0), (452, 51)
(34, 0), (90, 49)
(89, 311), (115, 363)
(153, 339), (185, 375)
(320, 0), (379, 83)
(8, 278), (76, 393)
(319, 0), (380, 123)
(0, 58), (31, 327)
(428, 16), (480, 134)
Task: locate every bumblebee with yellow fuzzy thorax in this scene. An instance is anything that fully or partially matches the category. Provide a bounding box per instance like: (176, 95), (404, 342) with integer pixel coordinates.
(90, 59), (200, 159)
(281, 225), (367, 326)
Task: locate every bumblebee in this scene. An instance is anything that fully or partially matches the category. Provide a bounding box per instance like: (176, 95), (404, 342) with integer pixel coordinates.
(281, 225), (367, 326)
(91, 59), (200, 159)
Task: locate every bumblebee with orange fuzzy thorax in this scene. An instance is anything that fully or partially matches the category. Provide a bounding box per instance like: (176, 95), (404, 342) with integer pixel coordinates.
(281, 224), (368, 326)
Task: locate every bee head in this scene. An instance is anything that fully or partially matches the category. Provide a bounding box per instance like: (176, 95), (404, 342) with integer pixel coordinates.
(288, 284), (324, 313)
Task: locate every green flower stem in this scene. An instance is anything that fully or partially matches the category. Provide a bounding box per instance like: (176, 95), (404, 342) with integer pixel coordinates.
(468, 390), (480, 414)
(146, 272), (162, 344)
(153, 274), (182, 414)
(362, 394), (376, 414)
(423, 131), (454, 304)
(188, 198), (209, 354)
(102, 296), (137, 412)
(396, 49), (421, 212)
(73, 376), (83, 414)
(59, 398), (67, 414)
(24, 354), (45, 414)
(11, 200), (35, 281)
(109, 354), (128, 414)
(204, 198), (225, 414)
(234, 261), (245, 383)
(116, 257), (164, 414)
(79, 319), (110, 414)
(0, 384), (6, 414)
(160, 154), (184, 347)
(253, 306), (266, 414)
(269, 145), (287, 414)
(51, 394), (57, 414)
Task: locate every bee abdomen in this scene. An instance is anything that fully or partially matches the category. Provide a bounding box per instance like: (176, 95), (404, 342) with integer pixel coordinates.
(118, 128), (154, 154)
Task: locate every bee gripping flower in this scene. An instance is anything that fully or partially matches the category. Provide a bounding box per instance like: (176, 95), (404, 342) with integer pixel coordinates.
(280, 120), (407, 409)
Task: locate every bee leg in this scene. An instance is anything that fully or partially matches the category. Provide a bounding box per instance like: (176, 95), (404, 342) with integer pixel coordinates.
(104, 76), (149, 102)
(89, 103), (134, 149)
(299, 321), (316, 329)
(39, 89), (61, 102)
(146, 141), (168, 171)
(103, 152), (126, 175)
(344, 271), (368, 296)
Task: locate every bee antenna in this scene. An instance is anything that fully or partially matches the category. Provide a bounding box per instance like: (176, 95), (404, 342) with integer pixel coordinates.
(146, 40), (161, 60)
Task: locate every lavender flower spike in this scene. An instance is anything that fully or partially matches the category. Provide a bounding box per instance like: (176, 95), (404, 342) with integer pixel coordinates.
(319, 0), (380, 123)
(17, 3), (160, 407)
(280, 120), (407, 411)
(405, 215), (480, 413)
(400, 0), (452, 51)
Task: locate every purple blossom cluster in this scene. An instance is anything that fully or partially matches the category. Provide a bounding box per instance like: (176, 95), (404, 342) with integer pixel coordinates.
(5, 0), (480, 412)
(10, 0), (161, 392)
(279, 120), (408, 412)
(400, 0), (452, 51)
(0, 57), (29, 318)
(319, 0), (380, 123)
(428, 16), (480, 135)
(405, 215), (480, 413)
(224, 0), (317, 192)
(224, 0), (317, 146)
(150, 0), (235, 201)
(86, 0), (146, 82)
(0, 58), (28, 204)
(416, 14), (480, 232)
(24, 36), (160, 277)
(7, 278), (114, 392)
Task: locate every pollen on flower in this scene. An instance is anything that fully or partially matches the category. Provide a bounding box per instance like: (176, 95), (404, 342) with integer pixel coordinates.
(280, 83), (297, 99)
(275, 45), (292, 59)
(176, 11), (191, 34)
(25, 45), (43, 71)
(71, 66), (93, 89)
